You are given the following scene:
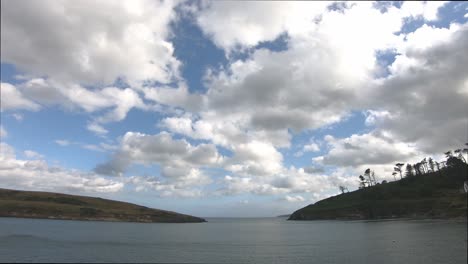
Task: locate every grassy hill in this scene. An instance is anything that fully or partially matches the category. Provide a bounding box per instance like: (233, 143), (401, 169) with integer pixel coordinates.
(0, 188), (206, 223)
(289, 161), (467, 221)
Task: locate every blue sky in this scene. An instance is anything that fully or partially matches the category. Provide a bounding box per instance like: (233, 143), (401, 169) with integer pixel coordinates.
(1, 1), (467, 217)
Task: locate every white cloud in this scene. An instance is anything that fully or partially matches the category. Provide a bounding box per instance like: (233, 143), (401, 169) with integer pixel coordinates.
(87, 123), (109, 136)
(370, 23), (468, 153)
(127, 175), (206, 198)
(190, 2), (414, 145)
(0, 143), (124, 193)
(1, 0), (183, 133)
(23, 150), (44, 159)
(284, 195), (305, 202)
(399, 1), (448, 21)
(20, 77), (147, 126)
(195, 1), (329, 51)
(0, 82), (40, 111)
(95, 131), (223, 180)
(304, 143), (320, 152)
(219, 166), (345, 198)
(225, 140), (283, 177)
(1, 0), (180, 86)
(318, 131), (422, 167)
(55, 140), (71, 146)
(142, 83), (205, 112)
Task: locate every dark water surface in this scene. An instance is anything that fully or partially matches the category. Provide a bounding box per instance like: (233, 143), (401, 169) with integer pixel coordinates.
(0, 217), (466, 263)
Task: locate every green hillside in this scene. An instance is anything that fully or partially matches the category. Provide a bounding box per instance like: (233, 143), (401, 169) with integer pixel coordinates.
(289, 159), (467, 220)
(0, 188), (206, 223)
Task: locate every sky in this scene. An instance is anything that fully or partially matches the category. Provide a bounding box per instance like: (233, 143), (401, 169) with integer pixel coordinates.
(1, 1), (467, 217)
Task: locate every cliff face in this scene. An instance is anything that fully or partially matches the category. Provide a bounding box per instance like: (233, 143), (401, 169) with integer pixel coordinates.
(289, 164), (467, 221)
(0, 188), (206, 223)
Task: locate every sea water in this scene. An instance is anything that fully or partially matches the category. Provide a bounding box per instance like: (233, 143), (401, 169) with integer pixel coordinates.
(0, 217), (466, 263)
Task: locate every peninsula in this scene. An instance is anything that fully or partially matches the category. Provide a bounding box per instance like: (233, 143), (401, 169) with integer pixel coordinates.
(289, 156), (467, 221)
(0, 188), (206, 223)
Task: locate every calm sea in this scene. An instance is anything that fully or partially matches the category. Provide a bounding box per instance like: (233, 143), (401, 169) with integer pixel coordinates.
(0, 217), (466, 263)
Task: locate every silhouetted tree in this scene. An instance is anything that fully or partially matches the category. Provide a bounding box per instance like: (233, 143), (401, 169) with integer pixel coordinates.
(454, 149), (466, 163)
(446, 156), (464, 168)
(428, 157), (435, 172)
(445, 150), (453, 159)
(339, 186), (348, 194)
(359, 175), (366, 189)
(395, 163), (404, 179)
(392, 172), (397, 181)
(405, 164), (414, 177)
(413, 163), (418, 175)
(421, 158), (428, 173)
(381, 180), (388, 184)
(364, 168), (373, 186)
(463, 148), (468, 164)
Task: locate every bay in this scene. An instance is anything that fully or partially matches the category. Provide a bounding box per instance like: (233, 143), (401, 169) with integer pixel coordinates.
(0, 217), (466, 263)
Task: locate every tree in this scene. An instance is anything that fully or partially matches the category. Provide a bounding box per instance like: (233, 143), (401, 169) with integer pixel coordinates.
(428, 157), (435, 172)
(359, 175), (366, 189)
(444, 150), (453, 159)
(392, 172), (397, 181)
(435, 161), (440, 171)
(446, 156), (465, 168)
(339, 186), (348, 194)
(382, 180), (388, 184)
(420, 158), (428, 174)
(364, 168), (373, 186)
(413, 163), (421, 175)
(395, 163), (404, 179)
(454, 149), (466, 163)
(463, 147), (468, 164)
(405, 164), (414, 177)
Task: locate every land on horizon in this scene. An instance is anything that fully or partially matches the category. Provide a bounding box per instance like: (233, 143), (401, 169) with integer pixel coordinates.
(0, 188), (206, 223)
(289, 157), (467, 221)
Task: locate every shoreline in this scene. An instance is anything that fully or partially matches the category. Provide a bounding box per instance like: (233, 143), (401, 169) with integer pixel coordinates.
(0, 215), (207, 224)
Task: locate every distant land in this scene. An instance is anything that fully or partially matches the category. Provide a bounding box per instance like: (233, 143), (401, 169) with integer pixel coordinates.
(0, 188), (206, 223)
(289, 157), (467, 221)
(277, 214), (291, 217)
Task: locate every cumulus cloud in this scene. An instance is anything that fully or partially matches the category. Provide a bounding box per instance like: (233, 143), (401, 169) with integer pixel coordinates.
(0, 83), (40, 111)
(23, 150), (44, 159)
(95, 131), (223, 178)
(368, 23), (468, 153)
(1, 0), (180, 86)
(295, 141), (321, 157)
(218, 166), (348, 199)
(317, 131), (423, 167)
(127, 173), (209, 198)
(399, 1), (448, 21)
(195, 1), (446, 51)
(1, 0), (183, 133)
(284, 195), (305, 202)
(184, 2), (415, 147)
(225, 140), (283, 177)
(0, 143), (124, 193)
(195, 1), (329, 51)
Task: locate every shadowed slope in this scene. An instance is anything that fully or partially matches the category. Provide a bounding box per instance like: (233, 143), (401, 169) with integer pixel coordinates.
(0, 188), (206, 223)
(289, 162), (467, 220)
